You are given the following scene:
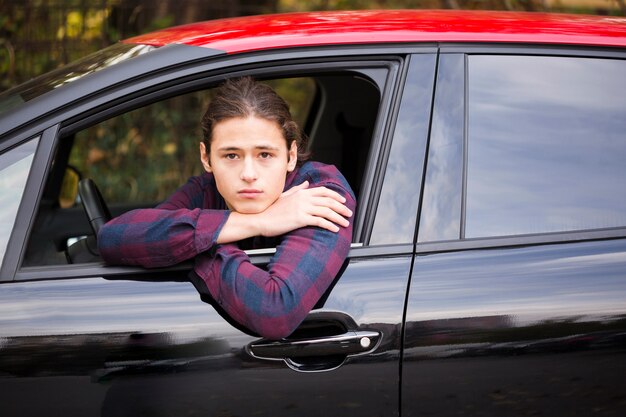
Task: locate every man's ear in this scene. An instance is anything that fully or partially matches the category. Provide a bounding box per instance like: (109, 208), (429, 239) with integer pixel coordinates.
(199, 142), (212, 173)
(287, 140), (298, 172)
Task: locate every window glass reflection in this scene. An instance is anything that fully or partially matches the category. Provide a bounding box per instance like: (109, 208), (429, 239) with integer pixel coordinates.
(0, 44), (154, 115)
(0, 138), (38, 263)
(371, 54), (436, 245)
(417, 54), (464, 242)
(466, 56), (626, 238)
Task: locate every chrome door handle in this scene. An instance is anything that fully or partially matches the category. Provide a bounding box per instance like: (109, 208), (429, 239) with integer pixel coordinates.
(246, 311), (383, 371)
(247, 330), (381, 360)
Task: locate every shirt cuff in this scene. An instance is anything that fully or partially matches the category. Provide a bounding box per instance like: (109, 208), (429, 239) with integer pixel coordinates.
(194, 209), (230, 253)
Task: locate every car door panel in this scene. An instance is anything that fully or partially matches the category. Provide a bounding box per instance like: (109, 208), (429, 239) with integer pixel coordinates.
(0, 48), (430, 416)
(402, 239), (626, 416)
(0, 252), (410, 416)
(402, 47), (626, 416)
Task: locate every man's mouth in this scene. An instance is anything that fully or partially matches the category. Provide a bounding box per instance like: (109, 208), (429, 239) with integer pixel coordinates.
(238, 189), (263, 198)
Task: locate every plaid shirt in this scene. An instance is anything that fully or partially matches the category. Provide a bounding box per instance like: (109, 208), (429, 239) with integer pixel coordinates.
(98, 161), (355, 339)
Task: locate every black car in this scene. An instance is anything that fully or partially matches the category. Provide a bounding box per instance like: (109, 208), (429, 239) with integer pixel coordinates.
(1, 10), (625, 417)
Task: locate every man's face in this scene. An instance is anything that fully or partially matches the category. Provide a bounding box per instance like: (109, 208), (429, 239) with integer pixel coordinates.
(200, 115), (297, 214)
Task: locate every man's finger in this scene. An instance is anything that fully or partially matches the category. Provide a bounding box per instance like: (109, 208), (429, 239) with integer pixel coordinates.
(306, 186), (346, 203)
(312, 197), (353, 218)
(310, 206), (350, 228)
(282, 180), (309, 198)
(314, 217), (340, 233)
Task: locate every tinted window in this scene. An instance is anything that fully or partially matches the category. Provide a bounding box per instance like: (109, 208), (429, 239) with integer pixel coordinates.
(0, 138), (38, 264)
(417, 54), (464, 242)
(465, 56), (626, 238)
(370, 54), (436, 245)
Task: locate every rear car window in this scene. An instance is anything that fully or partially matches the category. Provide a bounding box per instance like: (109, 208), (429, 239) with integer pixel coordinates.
(465, 56), (626, 238)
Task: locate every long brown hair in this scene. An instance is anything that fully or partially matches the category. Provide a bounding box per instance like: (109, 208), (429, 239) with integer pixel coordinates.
(201, 76), (310, 164)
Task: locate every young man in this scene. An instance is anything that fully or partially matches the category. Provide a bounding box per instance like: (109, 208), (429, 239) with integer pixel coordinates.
(98, 77), (356, 339)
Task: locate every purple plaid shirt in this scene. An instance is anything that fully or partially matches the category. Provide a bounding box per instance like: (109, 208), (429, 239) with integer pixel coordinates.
(98, 161), (355, 339)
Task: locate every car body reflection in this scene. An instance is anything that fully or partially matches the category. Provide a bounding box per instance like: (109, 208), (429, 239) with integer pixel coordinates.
(403, 238), (626, 417)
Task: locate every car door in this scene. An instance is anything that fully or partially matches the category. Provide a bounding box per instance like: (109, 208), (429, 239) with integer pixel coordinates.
(0, 47), (436, 416)
(403, 49), (626, 416)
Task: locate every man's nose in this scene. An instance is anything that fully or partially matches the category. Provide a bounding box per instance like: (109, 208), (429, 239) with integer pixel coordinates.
(240, 158), (258, 182)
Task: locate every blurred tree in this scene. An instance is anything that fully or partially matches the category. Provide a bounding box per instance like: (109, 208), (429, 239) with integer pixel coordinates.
(1, 0), (623, 92)
(0, 0), (279, 91)
(276, 0), (550, 12)
(105, 0), (278, 40)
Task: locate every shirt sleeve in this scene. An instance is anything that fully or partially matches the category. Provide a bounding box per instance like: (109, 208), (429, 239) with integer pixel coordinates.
(195, 175), (356, 340)
(97, 176), (230, 268)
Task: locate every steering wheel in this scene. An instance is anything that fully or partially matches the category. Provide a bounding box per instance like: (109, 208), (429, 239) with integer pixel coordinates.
(78, 178), (112, 237)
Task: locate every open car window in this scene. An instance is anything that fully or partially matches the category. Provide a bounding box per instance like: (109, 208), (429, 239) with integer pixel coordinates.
(23, 72), (381, 268)
(69, 78), (316, 207)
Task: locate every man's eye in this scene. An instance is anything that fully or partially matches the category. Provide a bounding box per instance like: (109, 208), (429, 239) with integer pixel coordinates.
(259, 152), (272, 159)
(225, 153), (238, 160)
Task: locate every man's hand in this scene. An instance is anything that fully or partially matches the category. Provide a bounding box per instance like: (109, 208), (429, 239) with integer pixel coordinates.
(257, 181), (353, 237)
(216, 181), (352, 244)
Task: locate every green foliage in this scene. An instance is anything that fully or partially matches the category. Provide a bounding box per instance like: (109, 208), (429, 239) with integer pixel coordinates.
(265, 78), (316, 128)
(70, 92), (210, 203)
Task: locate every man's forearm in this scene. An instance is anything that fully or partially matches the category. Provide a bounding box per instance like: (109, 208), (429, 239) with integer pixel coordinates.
(98, 207), (228, 267)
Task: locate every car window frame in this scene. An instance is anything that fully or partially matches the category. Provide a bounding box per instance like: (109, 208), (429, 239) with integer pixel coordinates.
(0, 126), (58, 280)
(369, 53), (438, 246)
(0, 136), (41, 269)
(415, 44), (626, 256)
(5, 45), (437, 282)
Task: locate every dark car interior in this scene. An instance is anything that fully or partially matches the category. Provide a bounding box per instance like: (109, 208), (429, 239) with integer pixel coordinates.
(22, 73), (381, 267)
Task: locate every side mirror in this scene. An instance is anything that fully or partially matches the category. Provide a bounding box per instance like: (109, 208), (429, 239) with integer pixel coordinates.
(59, 166), (80, 208)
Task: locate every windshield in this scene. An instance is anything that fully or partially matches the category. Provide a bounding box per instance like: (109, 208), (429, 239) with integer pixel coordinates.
(0, 43), (155, 115)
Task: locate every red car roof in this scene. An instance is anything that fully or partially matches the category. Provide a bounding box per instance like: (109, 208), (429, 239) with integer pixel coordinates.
(123, 10), (626, 53)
